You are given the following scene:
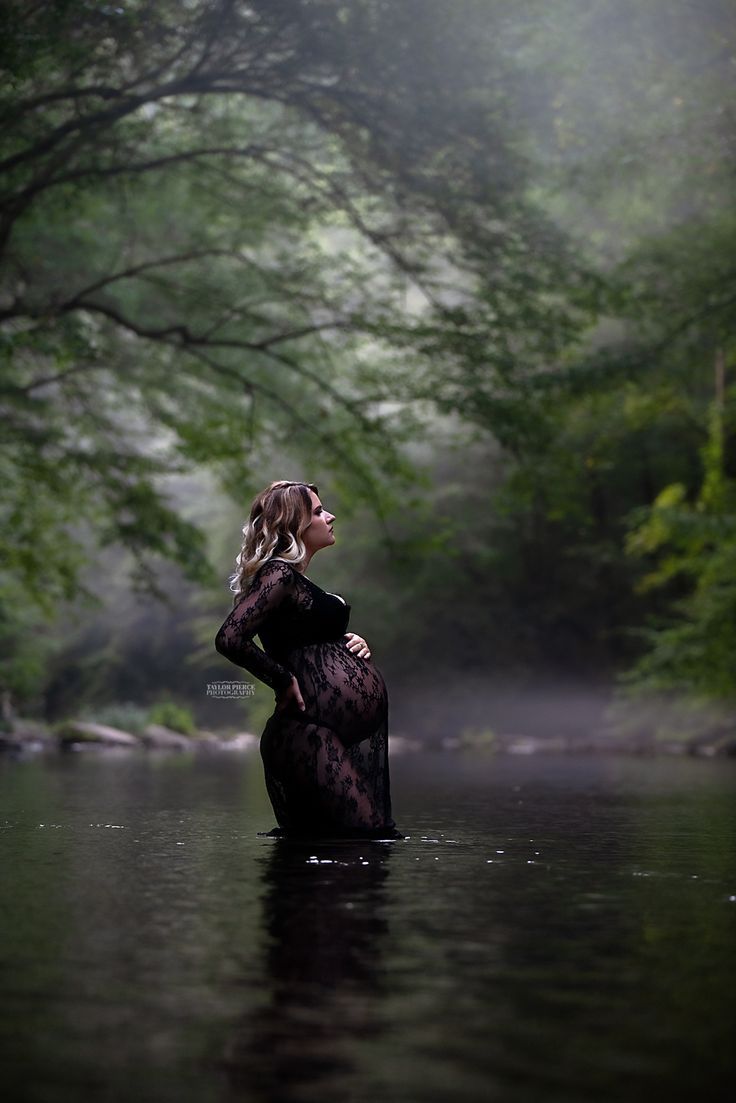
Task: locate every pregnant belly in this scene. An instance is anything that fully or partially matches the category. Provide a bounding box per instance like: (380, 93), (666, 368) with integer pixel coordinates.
(287, 640), (387, 745)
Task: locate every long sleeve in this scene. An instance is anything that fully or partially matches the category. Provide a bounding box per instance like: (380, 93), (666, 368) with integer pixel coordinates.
(214, 560), (295, 692)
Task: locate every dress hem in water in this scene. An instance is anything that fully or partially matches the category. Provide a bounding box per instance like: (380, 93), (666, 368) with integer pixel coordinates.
(257, 825), (406, 841)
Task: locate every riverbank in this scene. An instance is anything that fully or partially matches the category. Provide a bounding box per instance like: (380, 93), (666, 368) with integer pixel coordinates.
(0, 719), (260, 757)
(441, 728), (736, 757)
(2, 718), (734, 758)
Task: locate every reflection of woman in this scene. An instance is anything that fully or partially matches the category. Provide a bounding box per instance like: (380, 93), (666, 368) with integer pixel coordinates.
(215, 480), (403, 839)
(218, 840), (393, 1100)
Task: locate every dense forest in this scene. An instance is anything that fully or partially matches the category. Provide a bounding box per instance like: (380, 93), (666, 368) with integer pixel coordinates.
(1, 0), (734, 743)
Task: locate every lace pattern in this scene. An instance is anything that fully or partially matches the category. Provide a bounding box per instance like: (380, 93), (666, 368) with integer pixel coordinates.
(215, 560), (399, 838)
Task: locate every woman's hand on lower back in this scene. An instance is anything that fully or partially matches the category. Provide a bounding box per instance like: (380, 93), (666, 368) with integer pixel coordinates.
(344, 632), (371, 660)
(275, 675), (306, 712)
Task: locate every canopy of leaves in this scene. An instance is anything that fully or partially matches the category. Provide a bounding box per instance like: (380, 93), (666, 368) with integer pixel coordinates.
(2, 0), (735, 719)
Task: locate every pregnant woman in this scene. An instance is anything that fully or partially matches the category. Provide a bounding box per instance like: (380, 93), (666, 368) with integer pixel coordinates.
(215, 480), (403, 841)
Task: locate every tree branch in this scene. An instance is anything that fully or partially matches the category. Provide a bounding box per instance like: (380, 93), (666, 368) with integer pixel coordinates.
(60, 248), (252, 306)
(183, 344), (400, 549)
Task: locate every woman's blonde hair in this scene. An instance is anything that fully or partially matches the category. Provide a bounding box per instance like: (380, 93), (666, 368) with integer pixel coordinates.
(228, 480), (319, 601)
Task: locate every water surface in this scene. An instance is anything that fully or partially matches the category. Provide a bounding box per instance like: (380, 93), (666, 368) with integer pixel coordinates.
(1, 749), (734, 1102)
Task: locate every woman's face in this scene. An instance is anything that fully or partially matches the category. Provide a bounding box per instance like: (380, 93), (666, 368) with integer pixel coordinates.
(302, 490), (336, 556)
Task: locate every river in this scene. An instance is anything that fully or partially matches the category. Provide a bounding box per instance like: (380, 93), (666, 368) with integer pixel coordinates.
(1, 749), (734, 1102)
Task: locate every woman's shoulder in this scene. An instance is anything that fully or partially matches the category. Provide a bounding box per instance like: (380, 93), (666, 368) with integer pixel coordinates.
(253, 558), (300, 584)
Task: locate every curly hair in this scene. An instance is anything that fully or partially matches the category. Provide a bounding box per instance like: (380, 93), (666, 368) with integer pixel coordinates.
(228, 480), (319, 602)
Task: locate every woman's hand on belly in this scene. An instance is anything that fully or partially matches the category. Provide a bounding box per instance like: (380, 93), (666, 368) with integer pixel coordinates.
(275, 675), (306, 713)
(344, 632), (371, 660)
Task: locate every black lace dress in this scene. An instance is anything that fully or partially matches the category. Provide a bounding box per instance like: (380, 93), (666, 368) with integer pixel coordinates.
(214, 559), (402, 840)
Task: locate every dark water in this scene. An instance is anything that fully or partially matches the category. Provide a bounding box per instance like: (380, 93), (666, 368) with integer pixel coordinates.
(1, 749), (734, 1103)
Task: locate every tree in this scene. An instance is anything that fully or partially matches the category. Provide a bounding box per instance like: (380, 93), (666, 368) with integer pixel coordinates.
(430, 0), (736, 693)
(0, 0), (584, 611)
(623, 353), (736, 701)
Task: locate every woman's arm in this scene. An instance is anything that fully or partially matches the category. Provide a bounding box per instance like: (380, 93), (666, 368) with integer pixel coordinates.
(214, 560), (296, 691)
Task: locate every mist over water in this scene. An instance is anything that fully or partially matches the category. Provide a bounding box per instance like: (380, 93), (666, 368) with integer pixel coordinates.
(390, 675), (617, 743)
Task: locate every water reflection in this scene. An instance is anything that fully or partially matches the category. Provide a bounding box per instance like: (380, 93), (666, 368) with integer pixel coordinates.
(218, 839), (394, 1101)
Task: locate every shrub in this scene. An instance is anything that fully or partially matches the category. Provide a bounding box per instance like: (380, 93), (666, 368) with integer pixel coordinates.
(147, 700), (198, 736)
(77, 701), (149, 735)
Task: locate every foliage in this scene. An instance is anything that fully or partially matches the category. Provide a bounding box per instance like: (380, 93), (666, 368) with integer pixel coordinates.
(2, 0), (735, 718)
(0, 578), (62, 717)
(0, 0), (592, 708)
(446, 0), (736, 698)
(0, 0), (576, 586)
(147, 699), (197, 736)
(78, 700), (150, 735)
(621, 385), (736, 700)
(456, 727), (498, 752)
